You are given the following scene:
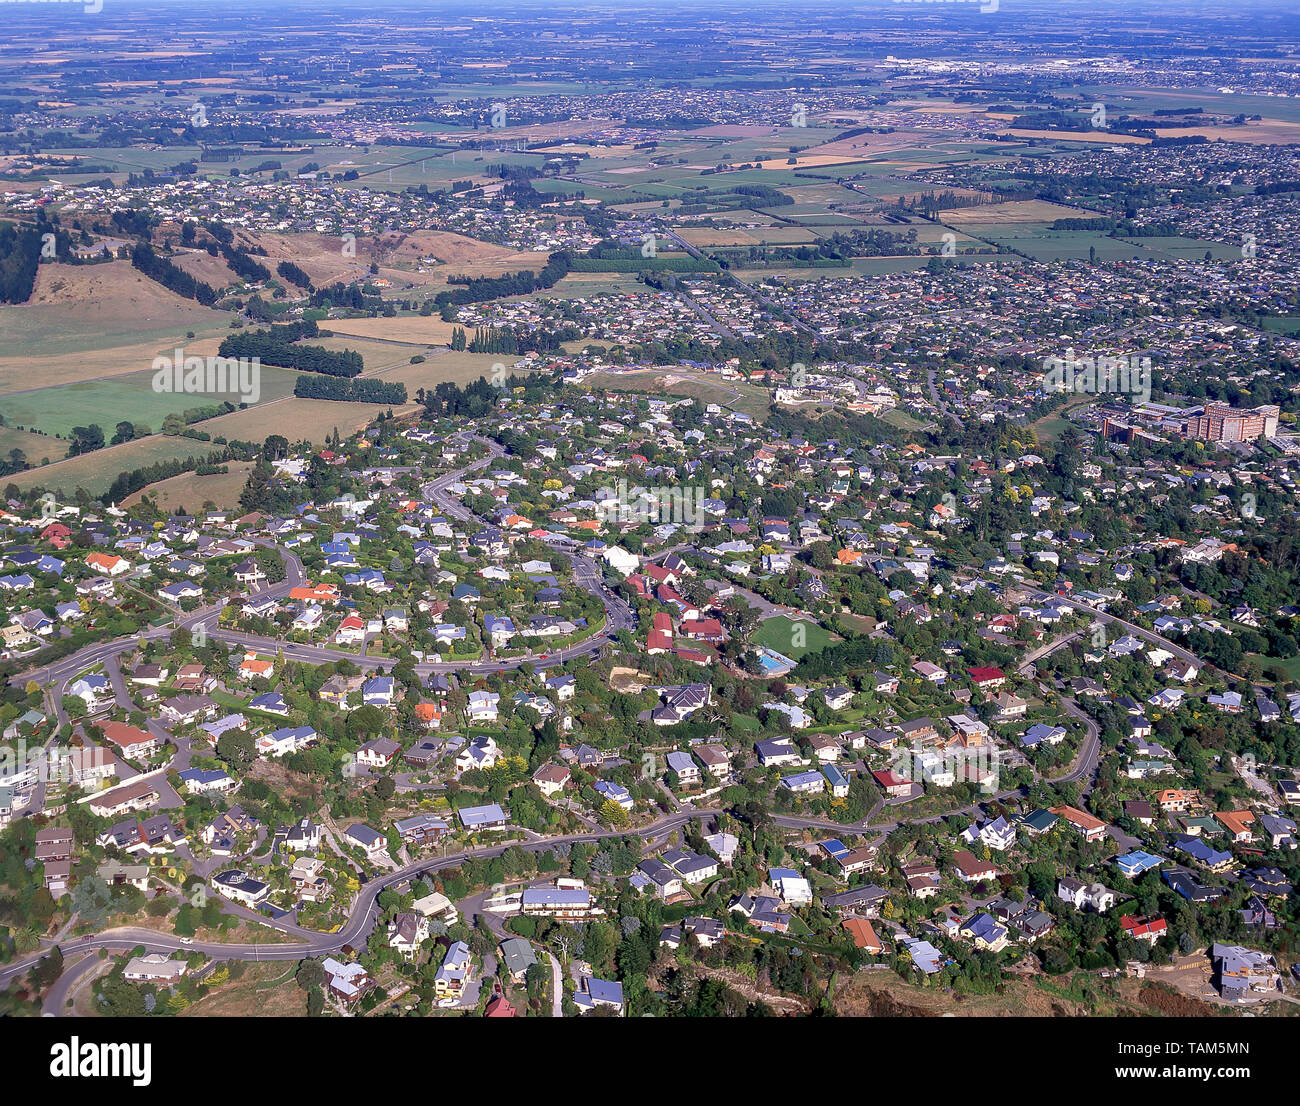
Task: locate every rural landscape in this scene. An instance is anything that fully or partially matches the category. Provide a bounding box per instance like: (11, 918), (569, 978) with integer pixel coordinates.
(0, 0), (1298, 1070)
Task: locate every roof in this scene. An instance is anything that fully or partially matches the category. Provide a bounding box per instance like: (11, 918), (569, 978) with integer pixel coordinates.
(842, 917), (884, 951)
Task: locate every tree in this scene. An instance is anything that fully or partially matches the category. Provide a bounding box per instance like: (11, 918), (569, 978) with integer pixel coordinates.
(216, 729), (255, 768)
(296, 958), (324, 991)
(68, 424), (105, 457)
(600, 799), (629, 826)
(29, 946), (64, 989)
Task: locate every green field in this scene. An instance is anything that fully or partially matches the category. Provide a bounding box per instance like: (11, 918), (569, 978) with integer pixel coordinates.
(1, 365), (302, 438)
(0, 425), (67, 466)
(753, 615), (835, 659)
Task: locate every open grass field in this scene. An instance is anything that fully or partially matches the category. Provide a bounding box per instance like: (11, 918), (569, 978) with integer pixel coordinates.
(879, 408), (924, 431)
(7, 433), (225, 497)
(121, 460), (256, 513)
(373, 350), (536, 392)
(674, 226), (823, 247)
(0, 260), (233, 392)
(0, 425), (67, 465)
(1031, 394), (1094, 442)
(752, 614), (836, 658)
(1, 364), (301, 438)
(584, 367), (770, 420)
(550, 273), (648, 296)
(318, 315), (461, 346)
(1250, 653), (1300, 685)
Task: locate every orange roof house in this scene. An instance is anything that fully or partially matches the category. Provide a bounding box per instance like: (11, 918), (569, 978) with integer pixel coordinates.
(1156, 788), (1200, 813)
(836, 549), (862, 565)
(1051, 804), (1108, 839)
(101, 720), (158, 753)
(1215, 810), (1256, 841)
(239, 654), (274, 678)
(86, 552), (129, 575)
(413, 702), (442, 728)
(842, 917), (885, 954)
(289, 582), (339, 604)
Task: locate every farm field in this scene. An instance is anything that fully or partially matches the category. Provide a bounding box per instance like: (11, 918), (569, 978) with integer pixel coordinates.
(0, 425), (67, 470)
(941, 200), (1091, 225)
(0, 260), (233, 392)
(0, 364), (301, 438)
(6, 433), (224, 497)
(120, 460), (256, 513)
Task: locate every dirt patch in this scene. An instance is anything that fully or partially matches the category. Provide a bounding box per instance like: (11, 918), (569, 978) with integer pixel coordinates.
(836, 969), (1092, 1017)
(1138, 981), (1214, 1017)
(180, 961), (307, 1017)
(610, 666), (650, 693)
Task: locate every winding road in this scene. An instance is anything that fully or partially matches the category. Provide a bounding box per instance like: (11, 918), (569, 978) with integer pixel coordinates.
(2, 434), (1205, 1016)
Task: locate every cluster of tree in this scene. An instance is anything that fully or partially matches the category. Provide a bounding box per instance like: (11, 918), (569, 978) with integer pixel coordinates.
(0, 222), (43, 304)
(130, 241), (218, 305)
(68, 424), (105, 457)
(219, 328), (362, 376)
(436, 250), (571, 307)
(896, 190), (988, 219)
(307, 281), (384, 313)
(276, 259), (313, 289)
(220, 242), (270, 283)
(418, 369), (562, 418)
(465, 325), (519, 354)
(292, 375), (406, 403)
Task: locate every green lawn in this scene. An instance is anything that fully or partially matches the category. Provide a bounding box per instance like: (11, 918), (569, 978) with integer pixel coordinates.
(1249, 653), (1300, 683)
(752, 615), (835, 659)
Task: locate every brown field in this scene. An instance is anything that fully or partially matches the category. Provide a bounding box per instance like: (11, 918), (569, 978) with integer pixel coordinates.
(0, 425), (68, 465)
(755, 153), (873, 170)
(121, 460), (255, 513)
(201, 395), (399, 444)
(319, 315), (462, 346)
(0, 260), (233, 392)
(169, 248), (240, 288)
(1004, 129), (1149, 145)
(243, 229), (526, 290)
(941, 199), (1088, 224)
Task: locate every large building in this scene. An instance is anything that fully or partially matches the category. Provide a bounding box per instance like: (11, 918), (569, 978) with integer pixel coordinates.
(1186, 403), (1280, 443)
